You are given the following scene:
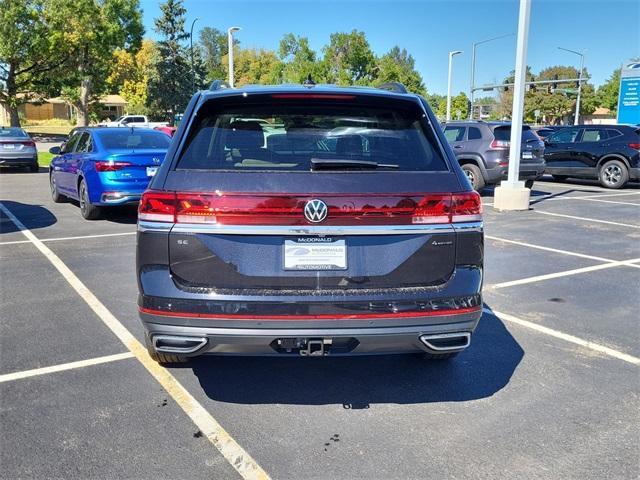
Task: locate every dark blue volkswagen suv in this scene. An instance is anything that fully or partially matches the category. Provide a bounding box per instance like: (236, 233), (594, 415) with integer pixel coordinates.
(136, 82), (483, 364)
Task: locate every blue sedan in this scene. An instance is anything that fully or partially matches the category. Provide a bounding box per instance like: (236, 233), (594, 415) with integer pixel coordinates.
(49, 127), (171, 219)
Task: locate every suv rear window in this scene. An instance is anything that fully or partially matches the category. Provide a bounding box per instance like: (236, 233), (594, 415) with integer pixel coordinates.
(176, 100), (448, 171)
(493, 126), (538, 142)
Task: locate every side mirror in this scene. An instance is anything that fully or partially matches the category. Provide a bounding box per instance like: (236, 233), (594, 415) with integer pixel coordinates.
(49, 146), (61, 154)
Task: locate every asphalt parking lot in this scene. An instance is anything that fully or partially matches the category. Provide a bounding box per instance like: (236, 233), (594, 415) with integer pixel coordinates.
(1, 171), (639, 480)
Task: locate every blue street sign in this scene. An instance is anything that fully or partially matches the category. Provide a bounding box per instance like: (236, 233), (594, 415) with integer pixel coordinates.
(617, 63), (640, 125)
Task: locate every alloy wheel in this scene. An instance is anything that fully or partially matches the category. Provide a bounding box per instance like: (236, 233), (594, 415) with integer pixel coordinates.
(602, 165), (622, 186)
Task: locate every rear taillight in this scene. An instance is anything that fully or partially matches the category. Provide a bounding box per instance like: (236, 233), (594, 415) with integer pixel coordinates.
(95, 161), (132, 172)
(0, 140), (35, 147)
(138, 192), (482, 225)
(628, 143), (640, 150)
(138, 191), (176, 222)
(490, 139), (510, 149)
(451, 191), (483, 222)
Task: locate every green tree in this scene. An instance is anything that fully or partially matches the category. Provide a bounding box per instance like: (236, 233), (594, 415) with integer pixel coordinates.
(322, 30), (376, 85)
(147, 0), (201, 120)
(596, 68), (621, 114)
(279, 33), (325, 84)
(425, 93), (446, 117)
(376, 46), (426, 95)
(233, 48), (283, 86)
(106, 39), (158, 114)
(199, 26), (235, 83)
(0, 0), (73, 126)
(61, 0), (143, 126)
(437, 92), (469, 120)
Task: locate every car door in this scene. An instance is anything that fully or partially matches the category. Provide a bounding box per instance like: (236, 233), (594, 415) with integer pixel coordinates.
(544, 127), (581, 174)
(443, 126), (466, 157)
(67, 132), (91, 197)
(574, 128), (609, 172)
(54, 131), (82, 194)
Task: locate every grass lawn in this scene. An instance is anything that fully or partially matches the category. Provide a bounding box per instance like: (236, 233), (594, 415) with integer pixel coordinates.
(25, 125), (73, 136)
(38, 152), (54, 167)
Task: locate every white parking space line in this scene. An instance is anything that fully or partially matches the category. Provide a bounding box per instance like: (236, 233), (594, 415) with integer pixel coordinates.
(484, 308), (640, 366)
(535, 210), (640, 229)
(543, 191), (640, 200)
(490, 258), (640, 289)
(0, 231), (136, 246)
(485, 235), (616, 263)
(0, 352), (134, 383)
(566, 197), (640, 206)
(0, 201), (270, 480)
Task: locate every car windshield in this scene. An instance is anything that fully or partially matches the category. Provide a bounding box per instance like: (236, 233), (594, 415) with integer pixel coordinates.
(493, 126), (539, 142)
(0, 127), (28, 138)
(176, 101), (449, 171)
(98, 130), (170, 150)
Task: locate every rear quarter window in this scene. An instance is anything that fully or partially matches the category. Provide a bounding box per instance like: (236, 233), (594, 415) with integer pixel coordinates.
(176, 99), (449, 172)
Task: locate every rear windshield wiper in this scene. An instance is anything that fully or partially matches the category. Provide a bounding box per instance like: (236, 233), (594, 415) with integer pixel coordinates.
(310, 158), (399, 170)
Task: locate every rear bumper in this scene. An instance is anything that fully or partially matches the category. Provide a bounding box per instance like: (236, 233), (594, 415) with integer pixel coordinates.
(141, 310), (481, 356)
(485, 164), (545, 183)
(97, 191), (142, 205)
(630, 167), (640, 180)
(0, 156), (37, 166)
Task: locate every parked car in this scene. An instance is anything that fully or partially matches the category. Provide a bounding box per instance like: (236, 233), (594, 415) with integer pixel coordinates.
(533, 125), (564, 140)
(137, 82), (484, 364)
(49, 127), (171, 219)
(443, 121), (545, 191)
(0, 127), (38, 172)
(99, 115), (168, 129)
(543, 125), (640, 188)
(154, 125), (177, 137)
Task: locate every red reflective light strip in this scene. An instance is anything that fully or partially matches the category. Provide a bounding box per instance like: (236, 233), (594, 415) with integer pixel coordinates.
(139, 305), (481, 320)
(270, 94), (356, 100)
(139, 191), (482, 225)
(628, 143), (640, 150)
(95, 161), (133, 172)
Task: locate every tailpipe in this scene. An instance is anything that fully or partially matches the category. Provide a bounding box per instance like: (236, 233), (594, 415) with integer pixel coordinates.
(152, 335), (208, 354)
(419, 332), (471, 353)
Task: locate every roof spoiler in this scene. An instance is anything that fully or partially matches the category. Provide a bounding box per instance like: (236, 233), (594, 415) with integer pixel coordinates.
(377, 82), (408, 94)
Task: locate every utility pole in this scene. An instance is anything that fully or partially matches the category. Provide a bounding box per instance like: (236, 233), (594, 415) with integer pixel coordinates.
(227, 26), (241, 87)
(493, 0), (532, 211)
(558, 47), (585, 125)
(446, 50), (462, 122)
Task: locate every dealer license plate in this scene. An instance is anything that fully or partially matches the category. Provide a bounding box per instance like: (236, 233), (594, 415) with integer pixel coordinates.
(284, 238), (347, 271)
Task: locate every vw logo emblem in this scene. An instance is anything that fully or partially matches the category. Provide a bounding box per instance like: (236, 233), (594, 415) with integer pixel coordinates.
(304, 199), (328, 223)
(152, 157), (161, 164)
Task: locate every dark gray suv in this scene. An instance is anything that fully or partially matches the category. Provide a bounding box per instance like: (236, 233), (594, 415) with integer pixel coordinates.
(136, 82), (483, 364)
(444, 121), (546, 190)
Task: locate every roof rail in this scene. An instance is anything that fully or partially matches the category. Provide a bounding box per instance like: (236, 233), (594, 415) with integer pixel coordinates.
(208, 80), (231, 91)
(377, 82), (408, 94)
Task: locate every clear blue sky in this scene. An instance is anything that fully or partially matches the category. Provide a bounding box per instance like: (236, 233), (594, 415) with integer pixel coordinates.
(140, 0), (640, 95)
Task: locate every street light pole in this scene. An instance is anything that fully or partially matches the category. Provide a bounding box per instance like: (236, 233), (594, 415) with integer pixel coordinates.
(558, 47), (585, 125)
(227, 26), (241, 87)
(189, 17), (200, 93)
(469, 33), (514, 119)
(493, 0), (532, 211)
(446, 50), (462, 122)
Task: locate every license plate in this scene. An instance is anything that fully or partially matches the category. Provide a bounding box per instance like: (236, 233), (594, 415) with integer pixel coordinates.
(522, 151), (533, 159)
(284, 238), (347, 270)
(2, 144), (16, 149)
(146, 166), (158, 177)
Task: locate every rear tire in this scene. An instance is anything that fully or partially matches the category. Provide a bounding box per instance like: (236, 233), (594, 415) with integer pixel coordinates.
(552, 175), (568, 182)
(599, 159), (629, 189)
(419, 352), (460, 361)
(145, 336), (188, 365)
(29, 163), (39, 173)
(524, 179), (534, 189)
(461, 164), (485, 191)
(78, 179), (101, 220)
(50, 174), (66, 203)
